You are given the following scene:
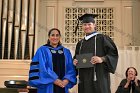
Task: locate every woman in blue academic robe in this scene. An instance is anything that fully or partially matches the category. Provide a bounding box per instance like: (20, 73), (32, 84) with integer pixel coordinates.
(28, 28), (77, 93)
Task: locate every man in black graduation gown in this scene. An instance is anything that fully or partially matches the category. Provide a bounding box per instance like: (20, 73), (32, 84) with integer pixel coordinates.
(73, 13), (119, 93)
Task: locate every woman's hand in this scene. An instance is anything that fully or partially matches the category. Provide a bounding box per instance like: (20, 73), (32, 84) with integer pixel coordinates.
(124, 78), (131, 88)
(134, 76), (139, 86)
(62, 79), (69, 87)
(54, 79), (64, 88)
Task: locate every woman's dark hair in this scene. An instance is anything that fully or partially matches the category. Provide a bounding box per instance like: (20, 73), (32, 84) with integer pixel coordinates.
(125, 67), (138, 77)
(47, 28), (61, 44)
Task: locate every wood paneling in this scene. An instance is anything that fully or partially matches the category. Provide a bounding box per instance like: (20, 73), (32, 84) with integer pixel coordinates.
(0, 61), (30, 87)
(74, 0), (104, 1)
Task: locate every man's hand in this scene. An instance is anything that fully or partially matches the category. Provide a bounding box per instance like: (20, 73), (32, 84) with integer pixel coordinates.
(90, 56), (104, 64)
(73, 59), (78, 66)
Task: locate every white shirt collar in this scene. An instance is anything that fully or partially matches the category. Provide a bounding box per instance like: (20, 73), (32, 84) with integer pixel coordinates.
(84, 32), (99, 40)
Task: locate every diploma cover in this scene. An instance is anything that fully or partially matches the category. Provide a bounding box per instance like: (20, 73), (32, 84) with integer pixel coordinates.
(76, 53), (94, 68)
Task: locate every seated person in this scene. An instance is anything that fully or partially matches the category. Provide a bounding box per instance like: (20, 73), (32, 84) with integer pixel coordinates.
(115, 67), (140, 93)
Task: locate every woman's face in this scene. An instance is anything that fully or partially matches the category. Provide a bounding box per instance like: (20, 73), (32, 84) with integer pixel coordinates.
(127, 68), (136, 80)
(49, 30), (61, 47)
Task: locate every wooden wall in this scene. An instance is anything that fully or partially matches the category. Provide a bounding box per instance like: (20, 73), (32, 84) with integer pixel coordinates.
(0, 60), (30, 87)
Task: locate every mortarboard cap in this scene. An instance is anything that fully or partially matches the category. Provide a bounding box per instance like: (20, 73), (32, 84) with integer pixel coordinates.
(74, 13), (98, 34)
(79, 13), (98, 23)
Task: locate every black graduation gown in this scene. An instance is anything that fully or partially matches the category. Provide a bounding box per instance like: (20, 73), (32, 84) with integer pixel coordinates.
(115, 79), (140, 93)
(74, 34), (118, 93)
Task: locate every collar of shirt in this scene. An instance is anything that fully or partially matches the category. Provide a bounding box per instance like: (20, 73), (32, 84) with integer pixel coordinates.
(84, 31), (99, 40)
(45, 44), (63, 50)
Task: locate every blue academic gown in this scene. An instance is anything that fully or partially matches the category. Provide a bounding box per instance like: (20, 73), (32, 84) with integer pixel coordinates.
(28, 45), (77, 93)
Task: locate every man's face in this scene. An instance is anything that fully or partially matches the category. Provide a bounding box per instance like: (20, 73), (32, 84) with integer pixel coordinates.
(82, 22), (96, 35)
